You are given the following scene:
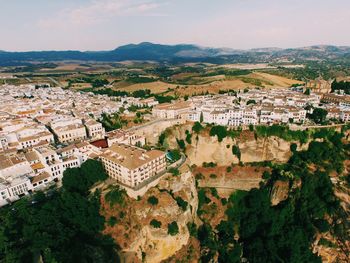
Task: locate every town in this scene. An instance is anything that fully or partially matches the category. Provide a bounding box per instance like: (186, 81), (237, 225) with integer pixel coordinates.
(0, 83), (350, 207)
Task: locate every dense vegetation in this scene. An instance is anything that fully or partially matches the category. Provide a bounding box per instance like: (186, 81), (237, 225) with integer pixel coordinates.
(0, 160), (119, 263)
(307, 108), (328, 124)
(254, 124), (310, 143)
(331, 80), (350, 94)
(80, 86), (176, 104)
(99, 112), (128, 131)
(196, 129), (349, 262)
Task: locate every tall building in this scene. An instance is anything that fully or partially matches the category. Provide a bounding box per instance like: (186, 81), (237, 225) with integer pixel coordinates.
(100, 144), (166, 188)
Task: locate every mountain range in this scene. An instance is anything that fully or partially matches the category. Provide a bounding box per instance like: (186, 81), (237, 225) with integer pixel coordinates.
(0, 42), (350, 65)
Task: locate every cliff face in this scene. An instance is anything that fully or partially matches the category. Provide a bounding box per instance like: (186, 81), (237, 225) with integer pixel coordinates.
(165, 124), (304, 166)
(102, 172), (198, 263)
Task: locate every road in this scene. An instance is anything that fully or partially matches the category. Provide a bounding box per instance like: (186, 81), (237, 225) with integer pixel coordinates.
(126, 118), (172, 132)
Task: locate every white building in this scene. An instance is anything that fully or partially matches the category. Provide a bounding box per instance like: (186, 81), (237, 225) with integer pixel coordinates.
(85, 119), (105, 140)
(100, 144), (166, 188)
(152, 101), (192, 119)
(106, 129), (146, 147)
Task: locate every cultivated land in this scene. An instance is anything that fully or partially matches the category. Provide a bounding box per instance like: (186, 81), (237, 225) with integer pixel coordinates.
(0, 61), (303, 97)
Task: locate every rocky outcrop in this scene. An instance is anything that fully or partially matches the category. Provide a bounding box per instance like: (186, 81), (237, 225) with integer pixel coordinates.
(165, 125), (304, 166)
(270, 180), (290, 206)
(102, 171), (198, 263)
(131, 172), (198, 263)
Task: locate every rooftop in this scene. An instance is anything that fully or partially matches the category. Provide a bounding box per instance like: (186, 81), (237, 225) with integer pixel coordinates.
(101, 143), (164, 170)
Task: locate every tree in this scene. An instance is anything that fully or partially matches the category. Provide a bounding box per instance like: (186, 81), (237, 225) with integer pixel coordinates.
(309, 108), (328, 124)
(105, 186), (126, 206)
(290, 143), (297, 152)
(0, 163), (119, 263)
(192, 122), (203, 134)
(209, 125), (227, 142)
(176, 139), (186, 149)
(147, 196), (159, 205)
(232, 145), (241, 160)
(185, 130), (192, 144)
(62, 168), (88, 194)
(158, 132), (166, 146)
(175, 196), (188, 211)
(168, 222), (179, 236)
(200, 112), (204, 123)
(150, 219), (162, 228)
(169, 167), (180, 176)
(80, 159), (108, 186)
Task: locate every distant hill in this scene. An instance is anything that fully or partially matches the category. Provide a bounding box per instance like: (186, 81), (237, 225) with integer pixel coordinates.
(0, 42), (349, 65)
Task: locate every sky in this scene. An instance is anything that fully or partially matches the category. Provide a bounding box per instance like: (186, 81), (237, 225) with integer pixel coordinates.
(0, 0), (349, 51)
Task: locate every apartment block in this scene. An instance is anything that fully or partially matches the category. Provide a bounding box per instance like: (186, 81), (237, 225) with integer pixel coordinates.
(100, 144), (166, 188)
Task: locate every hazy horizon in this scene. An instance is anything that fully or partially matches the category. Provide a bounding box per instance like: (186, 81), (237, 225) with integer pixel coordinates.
(1, 0), (350, 51)
(1, 42), (350, 53)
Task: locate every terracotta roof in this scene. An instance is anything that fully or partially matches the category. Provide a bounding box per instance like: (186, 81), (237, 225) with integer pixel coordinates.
(31, 162), (45, 170)
(24, 151), (40, 162)
(90, 139), (108, 148)
(31, 172), (50, 184)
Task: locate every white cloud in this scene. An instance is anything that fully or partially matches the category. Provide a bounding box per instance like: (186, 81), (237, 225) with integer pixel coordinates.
(37, 0), (165, 29)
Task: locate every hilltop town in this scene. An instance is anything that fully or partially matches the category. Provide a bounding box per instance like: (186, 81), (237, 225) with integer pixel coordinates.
(1, 82), (350, 207)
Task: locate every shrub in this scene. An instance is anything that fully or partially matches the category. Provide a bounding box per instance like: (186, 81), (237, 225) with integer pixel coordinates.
(150, 219), (162, 228)
(210, 188), (219, 199)
(105, 186), (126, 206)
(203, 162), (217, 168)
(198, 189), (211, 209)
(221, 198), (228, 205)
(290, 143), (297, 152)
(175, 196), (188, 211)
(318, 238), (336, 248)
(158, 132), (166, 146)
(232, 145), (241, 160)
(185, 132), (192, 144)
(108, 216), (117, 227)
(168, 222), (179, 236)
(226, 166), (232, 173)
(262, 171), (271, 180)
(192, 122), (204, 133)
(147, 196), (159, 206)
(195, 173), (204, 180)
(187, 222), (198, 237)
(176, 139), (186, 149)
(169, 167), (180, 176)
(255, 124), (309, 143)
(210, 173), (217, 179)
